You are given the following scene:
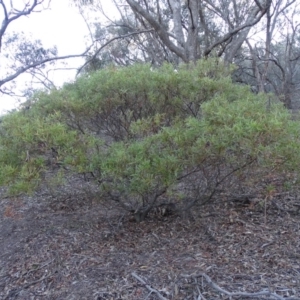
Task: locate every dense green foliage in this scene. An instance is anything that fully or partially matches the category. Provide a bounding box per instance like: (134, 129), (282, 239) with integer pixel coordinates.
(1, 60), (300, 220)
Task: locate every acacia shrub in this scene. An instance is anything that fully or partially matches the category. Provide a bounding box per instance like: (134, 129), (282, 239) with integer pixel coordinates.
(28, 60), (235, 141)
(0, 110), (94, 194)
(99, 93), (300, 220)
(0, 60), (299, 220)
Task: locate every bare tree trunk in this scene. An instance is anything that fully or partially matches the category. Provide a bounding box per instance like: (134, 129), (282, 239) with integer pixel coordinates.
(125, 0), (188, 62)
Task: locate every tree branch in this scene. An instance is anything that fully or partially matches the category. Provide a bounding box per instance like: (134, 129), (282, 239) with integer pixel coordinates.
(76, 29), (155, 75)
(181, 272), (300, 300)
(204, 2), (270, 57)
(125, 0), (187, 62)
(0, 28), (152, 88)
(0, 50), (86, 87)
(131, 272), (168, 300)
(0, 0), (47, 50)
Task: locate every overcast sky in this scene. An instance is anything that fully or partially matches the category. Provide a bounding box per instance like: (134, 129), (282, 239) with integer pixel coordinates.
(0, 0), (109, 115)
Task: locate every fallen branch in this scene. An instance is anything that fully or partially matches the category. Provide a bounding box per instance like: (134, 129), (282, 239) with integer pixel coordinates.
(22, 259), (54, 277)
(181, 272), (300, 300)
(5, 273), (53, 300)
(22, 273), (53, 290)
(271, 200), (299, 214)
(131, 272), (167, 300)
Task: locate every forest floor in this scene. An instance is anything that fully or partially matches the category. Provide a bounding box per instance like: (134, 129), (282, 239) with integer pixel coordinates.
(0, 176), (300, 300)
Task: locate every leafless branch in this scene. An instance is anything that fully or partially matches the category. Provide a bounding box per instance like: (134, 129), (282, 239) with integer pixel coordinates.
(181, 272), (300, 300)
(131, 272), (168, 300)
(77, 29), (154, 75)
(0, 0), (48, 50)
(205, 3), (270, 57)
(0, 50), (87, 87)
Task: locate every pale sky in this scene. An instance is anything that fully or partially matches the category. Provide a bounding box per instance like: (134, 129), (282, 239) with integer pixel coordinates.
(0, 0), (116, 115)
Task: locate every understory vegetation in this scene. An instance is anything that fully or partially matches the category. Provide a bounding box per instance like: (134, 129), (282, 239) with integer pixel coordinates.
(1, 59), (300, 221)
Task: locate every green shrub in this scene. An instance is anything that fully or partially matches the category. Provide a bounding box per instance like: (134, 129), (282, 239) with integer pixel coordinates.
(1, 59), (299, 220)
(28, 60), (236, 140)
(99, 93), (300, 220)
(0, 111), (91, 194)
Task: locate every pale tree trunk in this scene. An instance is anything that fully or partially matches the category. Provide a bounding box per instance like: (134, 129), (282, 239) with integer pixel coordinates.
(124, 0), (271, 63)
(185, 0), (199, 62)
(169, 0), (185, 49)
(125, 0), (188, 61)
(243, 0), (298, 107)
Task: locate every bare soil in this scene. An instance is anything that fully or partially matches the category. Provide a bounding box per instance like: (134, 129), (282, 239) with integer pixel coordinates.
(0, 177), (300, 300)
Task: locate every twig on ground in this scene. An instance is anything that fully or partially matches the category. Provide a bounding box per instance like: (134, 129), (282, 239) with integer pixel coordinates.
(181, 272), (300, 300)
(23, 274), (53, 289)
(131, 272), (168, 300)
(261, 241), (275, 249)
(196, 277), (207, 300)
(5, 274), (53, 300)
(271, 200), (299, 214)
(22, 259), (54, 277)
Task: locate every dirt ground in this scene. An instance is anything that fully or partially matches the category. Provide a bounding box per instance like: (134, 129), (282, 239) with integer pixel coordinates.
(1, 177), (300, 300)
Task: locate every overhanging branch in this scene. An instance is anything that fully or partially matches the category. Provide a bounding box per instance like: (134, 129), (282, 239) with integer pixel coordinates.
(204, 2), (271, 57)
(76, 29), (155, 75)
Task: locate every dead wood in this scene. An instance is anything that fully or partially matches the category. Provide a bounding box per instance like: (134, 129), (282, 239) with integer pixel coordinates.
(181, 272), (300, 300)
(131, 272), (168, 300)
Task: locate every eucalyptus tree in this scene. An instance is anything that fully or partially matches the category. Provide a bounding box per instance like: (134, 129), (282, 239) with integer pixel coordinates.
(233, 0), (300, 108)
(127, 0), (272, 62)
(75, 0), (300, 108)
(76, 0), (271, 69)
(0, 0), (97, 97)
